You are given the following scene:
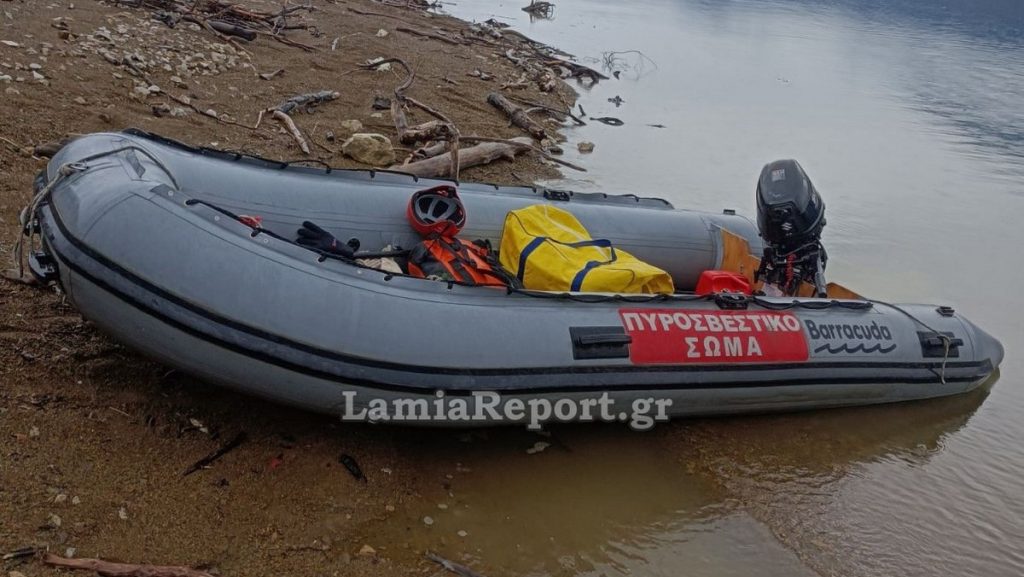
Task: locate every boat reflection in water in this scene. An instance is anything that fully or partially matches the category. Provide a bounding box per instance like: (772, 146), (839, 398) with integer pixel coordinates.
(372, 378), (996, 577)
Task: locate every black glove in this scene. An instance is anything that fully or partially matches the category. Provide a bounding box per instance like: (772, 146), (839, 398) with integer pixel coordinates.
(296, 221), (357, 257)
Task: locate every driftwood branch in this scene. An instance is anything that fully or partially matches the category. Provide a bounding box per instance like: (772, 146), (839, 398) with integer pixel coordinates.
(460, 136), (586, 172)
(396, 26), (464, 45)
(426, 552), (487, 577)
(182, 431), (247, 476)
(263, 91), (339, 155)
(392, 137), (532, 177)
(272, 111), (310, 155)
(43, 554), (216, 577)
(505, 95), (586, 126)
(406, 140), (449, 164)
(272, 90), (339, 114)
(119, 0), (316, 50)
(487, 92), (548, 140)
(362, 57), (462, 177)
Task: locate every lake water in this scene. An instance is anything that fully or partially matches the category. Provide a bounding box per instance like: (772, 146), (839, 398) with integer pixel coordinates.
(375, 1), (1024, 575)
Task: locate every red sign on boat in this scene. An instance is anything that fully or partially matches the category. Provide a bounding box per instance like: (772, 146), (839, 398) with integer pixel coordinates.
(618, 309), (810, 364)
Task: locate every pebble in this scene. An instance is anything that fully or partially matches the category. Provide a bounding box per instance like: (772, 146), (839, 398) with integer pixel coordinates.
(28, 63), (41, 70)
(0, 74), (10, 83)
(71, 496), (81, 505)
(65, 547), (77, 558)
(204, 109), (217, 118)
(457, 530), (468, 538)
(339, 119), (363, 133)
(54, 493), (68, 503)
(578, 141), (596, 153)
(357, 544), (376, 557)
(376, 28), (388, 38)
(1, 40), (19, 47)
(73, 96), (86, 105)
(384, 504), (395, 512)
(437, 503), (448, 510)
(10, 571), (27, 577)
(118, 506), (128, 520)
(48, 513), (62, 528)
(5, 86), (19, 95)
(423, 516), (434, 526)
(29, 426), (40, 438)
(31, 71), (45, 81)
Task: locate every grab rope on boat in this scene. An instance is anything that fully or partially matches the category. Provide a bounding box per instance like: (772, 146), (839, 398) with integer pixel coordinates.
(870, 299), (954, 385)
(12, 145), (178, 279)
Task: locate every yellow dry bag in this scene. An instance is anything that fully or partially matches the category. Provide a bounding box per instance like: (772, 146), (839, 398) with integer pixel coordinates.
(499, 205), (675, 294)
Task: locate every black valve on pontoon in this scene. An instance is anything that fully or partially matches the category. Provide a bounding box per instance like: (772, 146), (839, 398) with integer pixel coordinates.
(754, 159), (828, 297)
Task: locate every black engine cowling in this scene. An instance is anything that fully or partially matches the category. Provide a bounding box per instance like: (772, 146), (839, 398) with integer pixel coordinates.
(754, 160), (828, 296)
(755, 159), (825, 249)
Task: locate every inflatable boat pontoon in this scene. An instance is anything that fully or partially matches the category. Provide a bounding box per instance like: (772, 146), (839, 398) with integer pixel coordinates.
(18, 130), (1004, 426)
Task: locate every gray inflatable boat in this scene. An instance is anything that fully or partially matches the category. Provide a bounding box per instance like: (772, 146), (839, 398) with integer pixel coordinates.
(18, 130), (1003, 427)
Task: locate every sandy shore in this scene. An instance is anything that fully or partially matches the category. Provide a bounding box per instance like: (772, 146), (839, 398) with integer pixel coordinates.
(0, 1), (576, 575)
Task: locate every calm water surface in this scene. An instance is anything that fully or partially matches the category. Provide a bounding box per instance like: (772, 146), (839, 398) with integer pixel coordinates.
(375, 1), (1024, 575)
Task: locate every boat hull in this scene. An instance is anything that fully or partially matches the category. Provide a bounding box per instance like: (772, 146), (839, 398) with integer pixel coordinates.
(30, 131), (1004, 425)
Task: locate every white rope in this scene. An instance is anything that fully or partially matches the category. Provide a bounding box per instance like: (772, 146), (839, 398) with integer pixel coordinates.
(11, 145), (179, 279)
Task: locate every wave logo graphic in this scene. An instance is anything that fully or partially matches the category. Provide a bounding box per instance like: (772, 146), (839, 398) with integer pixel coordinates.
(813, 343), (897, 354)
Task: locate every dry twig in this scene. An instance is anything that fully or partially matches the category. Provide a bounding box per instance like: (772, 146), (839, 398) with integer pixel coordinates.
(43, 553), (215, 577)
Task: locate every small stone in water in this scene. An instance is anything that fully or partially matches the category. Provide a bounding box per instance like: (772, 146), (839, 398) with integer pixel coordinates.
(457, 530), (468, 537)
(578, 141), (595, 153)
(526, 441), (550, 454)
(423, 516), (434, 526)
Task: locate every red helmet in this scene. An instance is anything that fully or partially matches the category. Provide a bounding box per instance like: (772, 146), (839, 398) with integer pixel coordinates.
(407, 185), (466, 237)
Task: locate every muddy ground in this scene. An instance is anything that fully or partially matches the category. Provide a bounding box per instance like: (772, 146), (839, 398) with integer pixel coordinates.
(0, 1), (581, 575)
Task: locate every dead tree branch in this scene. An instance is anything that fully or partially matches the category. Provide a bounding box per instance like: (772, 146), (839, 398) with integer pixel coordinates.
(486, 92), (548, 140)
(460, 136), (586, 172)
(43, 554), (216, 577)
(426, 551), (488, 577)
(392, 137), (532, 178)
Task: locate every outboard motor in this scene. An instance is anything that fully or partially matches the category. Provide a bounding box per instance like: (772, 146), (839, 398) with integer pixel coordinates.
(754, 159), (828, 297)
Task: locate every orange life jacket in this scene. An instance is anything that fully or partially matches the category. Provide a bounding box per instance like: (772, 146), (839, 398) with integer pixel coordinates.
(407, 236), (515, 287)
